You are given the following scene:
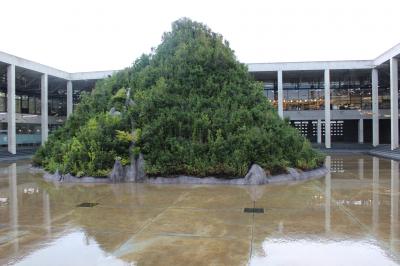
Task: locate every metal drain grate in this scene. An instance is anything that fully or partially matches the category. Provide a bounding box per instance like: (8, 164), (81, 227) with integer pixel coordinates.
(244, 208), (264, 213)
(76, 202), (99, 208)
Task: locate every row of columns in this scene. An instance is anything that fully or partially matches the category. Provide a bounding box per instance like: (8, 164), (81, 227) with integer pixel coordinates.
(6, 64), (74, 154)
(276, 59), (399, 150)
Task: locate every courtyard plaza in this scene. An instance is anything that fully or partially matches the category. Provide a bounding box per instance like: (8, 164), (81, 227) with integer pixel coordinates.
(0, 154), (399, 265)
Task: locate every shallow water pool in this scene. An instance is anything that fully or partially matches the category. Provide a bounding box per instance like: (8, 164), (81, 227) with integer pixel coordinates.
(0, 155), (399, 265)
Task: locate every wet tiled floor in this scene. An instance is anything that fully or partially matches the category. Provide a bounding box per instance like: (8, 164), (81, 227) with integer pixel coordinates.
(0, 155), (399, 265)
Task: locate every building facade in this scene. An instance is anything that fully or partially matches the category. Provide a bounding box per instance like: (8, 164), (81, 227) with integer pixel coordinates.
(1, 43), (400, 154)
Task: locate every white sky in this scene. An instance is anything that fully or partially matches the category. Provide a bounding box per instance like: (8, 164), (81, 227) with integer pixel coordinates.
(1, 0), (400, 72)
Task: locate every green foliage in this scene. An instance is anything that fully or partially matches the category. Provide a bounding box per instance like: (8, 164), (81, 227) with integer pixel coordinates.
(33, 18), (323, 178)
(116, 130), (134, 143)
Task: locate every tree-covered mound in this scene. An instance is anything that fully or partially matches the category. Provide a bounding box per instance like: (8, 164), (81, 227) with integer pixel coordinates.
(33, 18), (324, 178)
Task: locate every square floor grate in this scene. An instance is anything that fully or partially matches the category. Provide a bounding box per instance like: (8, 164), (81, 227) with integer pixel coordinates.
(76, 202), (99, 208)
(244, 208), (264, 213)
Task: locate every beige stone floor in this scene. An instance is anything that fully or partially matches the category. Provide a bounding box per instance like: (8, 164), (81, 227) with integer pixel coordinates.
(0, 155), (399, 265)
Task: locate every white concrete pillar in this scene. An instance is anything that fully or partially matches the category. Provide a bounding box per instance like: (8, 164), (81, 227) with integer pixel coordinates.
(8, 163), (19, 253)
(7, 65), (16, 154)
(67, 80), (73, 117)
(325, 155), (331, 233)
(372, 69), (379, 147)
(390, 58), (398, 150)
(277, 70), (283, 118)
(324, 69), (331, 149)
(390, 160), (399, 250)
(358, 119), (364, 144)
(41, 74), (48, 144)
(372, 157), (379, 234)
(317, 119), (322, 144)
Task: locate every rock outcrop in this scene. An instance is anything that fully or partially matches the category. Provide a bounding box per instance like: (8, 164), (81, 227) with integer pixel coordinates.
(109, 107), (121, 117)
(109, 153), (146, 183)
(244, 164), (268, 185)
(110, 159), (125, 183)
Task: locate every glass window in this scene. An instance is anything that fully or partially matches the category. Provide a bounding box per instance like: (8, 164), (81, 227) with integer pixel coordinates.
(35, 98), (41, 114)
(21, 95), (29, 113)
(283, 80), (324, 111)
(0, 92), (5, 112)
(15, 95), (21, 113)
(29, 97), (35, 114)
(330, 73), (371, 110)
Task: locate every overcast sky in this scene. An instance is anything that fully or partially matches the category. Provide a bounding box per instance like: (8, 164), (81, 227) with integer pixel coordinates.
(1, 0), (399, 72)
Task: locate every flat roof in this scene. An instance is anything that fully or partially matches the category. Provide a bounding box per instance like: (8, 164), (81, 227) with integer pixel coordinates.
(0, 51), (116, 81)
(1, 41), (400, 79)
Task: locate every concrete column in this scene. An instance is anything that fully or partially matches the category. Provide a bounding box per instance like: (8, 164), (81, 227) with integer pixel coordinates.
(358, 119), (364, 144)
(41, 74), (48, 144)
(390, 58), (398, 150)
(325, 155), (331, 233)
(324, 69), (331, 148)
(277, 70), (283, 118)
(372, 69), (379, 147)
(372, 157), (379, 234)
(317, 119), (322, 144)
(390, 160), (399, 250)
(8, 163), (19, 253)
(7, 64), (16, 154)
(67, 80), (73, 117)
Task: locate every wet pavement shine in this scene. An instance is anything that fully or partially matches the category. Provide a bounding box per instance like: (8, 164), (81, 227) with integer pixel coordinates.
(0, 154), (399, 265)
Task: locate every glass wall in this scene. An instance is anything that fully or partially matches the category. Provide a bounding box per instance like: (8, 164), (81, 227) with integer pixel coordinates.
(378, 70), (390, 109)
(0, 123), (6, 146)
(15, 95), (41, 114)
(0, 94), (67, 116)
(330, 81), (371, 110)
(330, 71), (372, 110)
(0, 92), (6, 112)
(48, 96), (67, 116)
(283, 81), (324, 111)
(263, 81), (277, 108)
(378, 86), (390, 109)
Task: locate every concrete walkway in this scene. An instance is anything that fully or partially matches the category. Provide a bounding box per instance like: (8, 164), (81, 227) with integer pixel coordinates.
(0, 147), (37, 161)
(368, 144), (400, 161)
(312, 143), (400, 161)
(312, 143), (373, 153)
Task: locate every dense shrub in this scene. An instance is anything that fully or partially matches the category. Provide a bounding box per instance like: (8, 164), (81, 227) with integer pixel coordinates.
(33, 18), (324, 177)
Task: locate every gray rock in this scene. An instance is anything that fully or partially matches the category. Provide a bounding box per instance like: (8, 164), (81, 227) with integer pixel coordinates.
(54, 169), (63, 181)
(110, 159), (125, 183)
(125, 88), (136, 107)
(287, 168), (300, 180)
(123, 153), (146, 182)
(244, 164), (268, 185)
(109, 107), (121, 117)
(125, 157), (137, 182)
(136, 153), (146, 181)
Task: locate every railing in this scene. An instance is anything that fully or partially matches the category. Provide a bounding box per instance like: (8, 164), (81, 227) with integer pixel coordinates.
(0, 134), (41, 145)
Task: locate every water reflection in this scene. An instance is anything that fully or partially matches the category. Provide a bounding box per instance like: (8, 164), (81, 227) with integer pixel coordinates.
(8, 163), (18, 253)
(251, 239), (398, 266)
(43, 192), (51, 236)
(358, 158), (364, 179)
(391, 160), (399, 252)
(325, 156), (331, 233)
(372, 157), (379, 234)
(12, 230), (131, 266)
(0, 155), (400, 265)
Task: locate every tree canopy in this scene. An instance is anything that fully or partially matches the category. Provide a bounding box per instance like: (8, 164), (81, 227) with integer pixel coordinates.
(33, 18), (323, 178)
